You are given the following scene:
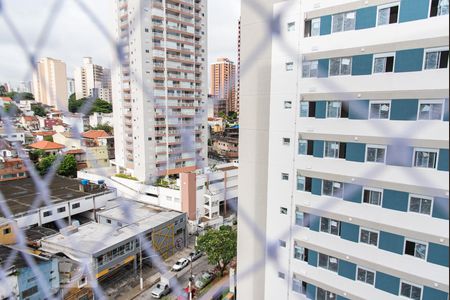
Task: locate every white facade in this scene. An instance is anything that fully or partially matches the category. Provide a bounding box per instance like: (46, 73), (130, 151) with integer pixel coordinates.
(111, 0), (208, 183)
(74, 57), (112, 102)
(240, 0), (449, 299)
(67, 77), (75, 96)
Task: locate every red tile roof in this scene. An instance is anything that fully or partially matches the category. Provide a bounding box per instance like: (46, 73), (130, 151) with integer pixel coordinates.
(0, 97), (12, 102)
(82, 130), (110, 139)
(32, 131), (56, 137)
(65, 149), (85, 155)
(29, 141), (65, 150)
(23, 116), (38, 122)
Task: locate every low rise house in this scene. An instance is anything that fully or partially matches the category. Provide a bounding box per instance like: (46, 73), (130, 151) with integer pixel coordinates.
(89, 112), (113, 128)
(0, 138), (17, 158)
(20, 115), (40, 131)
(0, 157), (27, 182)
(32, 131), (56, 142)
(44, 118), (63, 130)
(0, 127), (25, 144)
(29, 140), (65, 155)
(0, 97), (13, 107)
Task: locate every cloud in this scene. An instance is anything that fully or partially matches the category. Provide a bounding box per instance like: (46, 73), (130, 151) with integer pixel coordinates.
(0, 0), (241, 88)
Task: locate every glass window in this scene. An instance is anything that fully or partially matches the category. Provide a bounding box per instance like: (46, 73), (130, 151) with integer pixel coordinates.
(279, 240), (286, 248)
(283, 138), (291, 145)
(418, 100), (443, 120)
(369, 102), (390, 119)
(320, 217), (340, 236)
(294, 244), (305, 260)
(357, 267), (375, 285)
(424, 49), (449, 69)
(324, 141), (340, 158)
(373, 54), (395, 73)
(377, 3), (399, 25)
(281, 173), (289, 180)
(280, 207), (288, 215)
(298, 140), (308, 155)
(409, 195), (433, 215)
(329, 57), (352, 76)
(430, 0), (450, 17)
(318, 253), (339, 272)
(400, 282), (422, 300)
(304, 18), (321, 37)
(278, 272), (285, 279)
(363, 188), (382, 206)
(366, 145), (386, 163)
(302, 60), (318, 78)
(326, 101), (341, 118)
(286, 62), (294, 71)
(332, 11), (356, 33)
(287, 22), (296, 32)
(284, 101), (292, 109)
(297, 173), (306, 191)
(360, 228), (378, 246)
(292, 277), (305, 294)
(405, 240), (427, 259)
(295, 211), (304, 226)
(317, 287), (337, 300)
(322, 180), (344, 198)
(299, 102), (309, 117)
(413, 149), (438, 169)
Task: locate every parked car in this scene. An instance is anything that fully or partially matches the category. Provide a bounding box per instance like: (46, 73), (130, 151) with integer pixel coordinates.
(187, 250), (203, 262)
(151, 282), (171, 299)
(194, 271), (215, 289)
(172, 258), (190, 271)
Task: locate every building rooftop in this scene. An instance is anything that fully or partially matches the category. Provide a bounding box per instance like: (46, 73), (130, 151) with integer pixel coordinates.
(82, 130), (110, 139)
(29, 140), (65, 150)
(0, 176), (108, 217)
(32, 131), (56, 137)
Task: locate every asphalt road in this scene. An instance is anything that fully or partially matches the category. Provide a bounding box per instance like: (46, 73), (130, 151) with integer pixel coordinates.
(135, 255), (214, 299)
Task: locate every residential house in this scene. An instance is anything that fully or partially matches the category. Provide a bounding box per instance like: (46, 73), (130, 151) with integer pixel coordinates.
(29, 140), (65, 155)
(0, 97), (13, 108)
(82, 130), (115, 160)
(0, 157), (27, 181)
(33, 131), (56, 142)
(44, 118), (63, 130)
(0, 138), (17, 158)
(20, 116), (40, 131)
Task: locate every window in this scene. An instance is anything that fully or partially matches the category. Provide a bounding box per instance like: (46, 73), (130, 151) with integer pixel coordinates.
(413, 148), (438, 169)
(366, 145), (386, 163)
(299, 102), (309, 117)
(298, 140), (308, 155)
(332, 11), (356, 33)
(283, 138), (291, 145)
(22, 286), (38, 298)
(317, 287), (336, 300)
(295, 209), (310, 227)
(363, 188), (383, 206)
(278, 272), (285, 279)
(373, 53), (395, 73)
(287, 22), (296, 32)
(360, 228), (379, 246)
(284, 101), (292, 109)
(377, 3), (399, 25)
(400, 281), (423, 300)
(424, 48), (449, 69)
(78, 276), (87, 288)
(320, 217), (340, 236)
(329, 57), (352, 76)
(57, 207), (66, 213)
(409, 195), (433, 215)
(304, 18), (320, 37)
(326, 101), (341, 118)
(72, 203), (81, 209)
(280, 207), (288, 215)
(43, 211), (52, 217)
(294, 243), (306, 260)
(279, 240), (286, 248)
(322, 180), (344, 198)
(430, 0), (449, 17)
(106, 219), (112, 224)
(302, 60), (318, 78)
(357, 267), (375, 285)
(292, 275), (307, 294)
(418, 100), (444, 120)
(3, 228), (11, 235)
(286, 62), (294, 71)
(297, 174), (306, 191)
(404, 240), (427, 259)
(318, 253), (339, 272)
(324, 141), (340, 158)
(369, 101), (391, 119)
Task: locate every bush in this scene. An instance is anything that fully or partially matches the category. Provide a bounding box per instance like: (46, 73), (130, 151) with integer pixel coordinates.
(115, 173), (138, 181)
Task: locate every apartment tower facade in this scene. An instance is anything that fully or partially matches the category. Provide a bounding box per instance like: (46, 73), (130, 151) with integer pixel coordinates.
(210, 58), (237, 113)
(74, 57), (112, 102)
(239, 0), (449, 299)
(112, 0), (208, 184)
(32, 57), (68, 111)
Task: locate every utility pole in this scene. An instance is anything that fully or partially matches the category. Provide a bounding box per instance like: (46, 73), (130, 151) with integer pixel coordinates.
(189, 253), (193, 300)
(140, 235), (143, 290)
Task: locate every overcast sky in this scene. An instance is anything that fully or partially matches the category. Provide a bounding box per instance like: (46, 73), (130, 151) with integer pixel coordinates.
(0, 0), (240, 88)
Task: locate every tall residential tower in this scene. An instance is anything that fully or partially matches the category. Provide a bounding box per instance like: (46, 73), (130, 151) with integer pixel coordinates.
(74, 57), (112, 102)
(239, 0), (449, 299)
(210, 58), (237, 113)
(112, 0), (208, 183)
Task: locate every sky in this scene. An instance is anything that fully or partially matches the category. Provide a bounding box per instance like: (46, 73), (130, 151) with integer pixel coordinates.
(0, 0), (241, 88)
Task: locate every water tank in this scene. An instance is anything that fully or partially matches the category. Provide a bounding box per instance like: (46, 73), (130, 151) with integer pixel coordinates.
(98, 179), (105, 185)
(81, 179), (89, 185)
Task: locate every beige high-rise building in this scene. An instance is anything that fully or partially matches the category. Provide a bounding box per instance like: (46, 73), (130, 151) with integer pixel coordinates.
(210, 58), (236, 113)
(74, 57), (112, 102)
(32, 57), (68, 111)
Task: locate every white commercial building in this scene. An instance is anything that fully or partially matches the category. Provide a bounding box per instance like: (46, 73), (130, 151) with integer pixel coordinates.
(32, 57), (68, 111)
(74, 57), (112, 102)
(111, 0), (208, 183)
(239, 0), (449, 300)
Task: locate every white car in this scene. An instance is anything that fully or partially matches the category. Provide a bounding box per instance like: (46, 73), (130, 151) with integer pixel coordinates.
(172, 258), (190, 271)
(151, 283), (171, 299)
(187, 250), (203, 262)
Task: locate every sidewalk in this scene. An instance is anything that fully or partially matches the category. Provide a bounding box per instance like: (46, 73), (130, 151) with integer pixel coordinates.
(198, 275), (229, 300)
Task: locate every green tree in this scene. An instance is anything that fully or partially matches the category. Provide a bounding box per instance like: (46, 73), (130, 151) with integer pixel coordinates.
(0, 86), (6, 96)
(31, 103), (47, 117)
(91, 99), (112, 114)
(68, 97), (86, 113)
(196, 226), (237, 276)
(43, 135), (54, 142)
(18, 92), (34, 100)
(57, 155), (77, 177)
(2, 103), (22, 116)
(68, 97), (112, 115)
(37, 155), (57, 176)
(92, 123), (113, 134)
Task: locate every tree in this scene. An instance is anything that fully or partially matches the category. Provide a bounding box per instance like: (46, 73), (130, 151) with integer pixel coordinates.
(68, 97), (112, 115)
(196, 226), (237, 276)
(92, 123), (113, 134)
(2, 103), (22, 116)
(0, 86), (6, 96)
(31, 103), (47, 117)
(57, 155), (77, 177)
(91, 99), (112, 114)
(43, 135), (54, 142)
(17, 92), (34, 100)
(37, 155), (57, 176)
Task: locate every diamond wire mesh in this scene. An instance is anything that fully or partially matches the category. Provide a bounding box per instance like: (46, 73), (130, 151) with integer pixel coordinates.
(0, 0), (447, 299)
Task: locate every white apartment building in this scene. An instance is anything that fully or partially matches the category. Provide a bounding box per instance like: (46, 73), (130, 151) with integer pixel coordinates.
(239, 0), (449, 300)
(67, 77), (75, 97)
(74, 57), (112, 102)
(32, 57), (68, 111)
(111, 0), (208, 184)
